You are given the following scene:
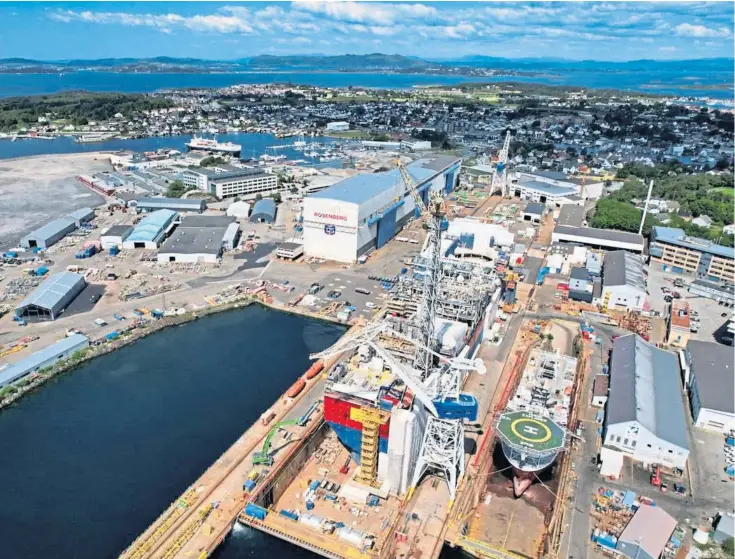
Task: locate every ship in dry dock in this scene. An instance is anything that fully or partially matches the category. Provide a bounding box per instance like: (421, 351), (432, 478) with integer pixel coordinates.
(495, 349), (577, 497)
(322, 248), (503, 494)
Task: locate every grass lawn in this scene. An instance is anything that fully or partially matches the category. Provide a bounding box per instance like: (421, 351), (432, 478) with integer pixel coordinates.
(711, 186), (735, 198)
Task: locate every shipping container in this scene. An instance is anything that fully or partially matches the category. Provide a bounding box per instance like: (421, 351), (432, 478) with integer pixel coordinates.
(244, 503), (267, 521)
(279, 509), (299, 521)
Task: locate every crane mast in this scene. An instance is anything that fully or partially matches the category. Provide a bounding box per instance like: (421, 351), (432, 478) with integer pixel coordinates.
(491, 131), (512, 196)
(397, 162), (445, 378)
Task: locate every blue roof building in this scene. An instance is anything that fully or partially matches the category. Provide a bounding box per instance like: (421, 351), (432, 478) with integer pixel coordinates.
(250, 198), (277, 223)
(123, 209), (178, 249)
(303, 156), (462, 263)
(650, 226), (734, 282)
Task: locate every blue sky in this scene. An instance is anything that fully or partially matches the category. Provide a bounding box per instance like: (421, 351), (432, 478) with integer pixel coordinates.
(1, 1), (733, 61)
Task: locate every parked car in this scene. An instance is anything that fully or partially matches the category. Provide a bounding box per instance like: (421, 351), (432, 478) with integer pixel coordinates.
(90, 294), (102, 303)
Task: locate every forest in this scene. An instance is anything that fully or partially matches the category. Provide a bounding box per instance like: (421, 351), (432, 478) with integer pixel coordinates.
(591, 163), (735, 246)
(0, 92), (173, 130)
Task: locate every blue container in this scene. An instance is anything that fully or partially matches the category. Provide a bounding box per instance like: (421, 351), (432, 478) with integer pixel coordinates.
(334, 522), (345, 529)
(110, 246), (120, 256)
(305, 501), (315, 511)
(368, 495), (379, 506)
(309, 480), (321, 491)
(244, 503), (267, 521)
(105, 331), (120, 341)
(5, 251), (18, 258)
(35, 266), (49, 276)
(244, 479), (256, 491)
(279, 509), (299, 521)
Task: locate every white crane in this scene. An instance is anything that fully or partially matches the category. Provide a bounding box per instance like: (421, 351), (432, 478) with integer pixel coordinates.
(491, 131), (512, 197)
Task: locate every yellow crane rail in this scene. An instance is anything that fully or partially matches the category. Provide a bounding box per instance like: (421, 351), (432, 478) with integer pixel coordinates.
(159, 503), (214, 559)
(120, 489), (199, 559)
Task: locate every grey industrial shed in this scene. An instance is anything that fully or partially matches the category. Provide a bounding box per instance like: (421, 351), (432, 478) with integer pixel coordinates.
(20, 217), (77, 249)
(607, 334), (690, 451)
(135, 197), (206, 213)
(67, 207), (95, 227)
(15, 271), (86, 321)
(0, 334), (89, 388)
(250, 198), (277, 223)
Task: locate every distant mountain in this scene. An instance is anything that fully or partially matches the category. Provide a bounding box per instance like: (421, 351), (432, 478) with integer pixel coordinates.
(444, 56), (734, 73)
(244, 54), (433, 70)
(0, 54), (731, 75)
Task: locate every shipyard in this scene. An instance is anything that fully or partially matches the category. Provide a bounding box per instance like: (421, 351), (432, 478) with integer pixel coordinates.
(1, 14), (734, 559)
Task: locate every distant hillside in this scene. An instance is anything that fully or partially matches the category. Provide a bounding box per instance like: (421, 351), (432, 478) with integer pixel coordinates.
(446, 56), (735, 73)
(245, 54), (432, 70)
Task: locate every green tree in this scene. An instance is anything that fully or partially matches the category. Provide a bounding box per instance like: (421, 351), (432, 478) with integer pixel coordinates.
(591, 199), (658, 235)
(255, 193), (263, 201)
(723, 538), (734, 557)
(272, 192), (282, 203)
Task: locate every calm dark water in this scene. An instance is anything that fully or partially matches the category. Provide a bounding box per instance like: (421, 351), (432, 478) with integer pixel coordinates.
(0, 69), (731, 99)
(0, 305), (344, 559)
(0, 132), (343, 162)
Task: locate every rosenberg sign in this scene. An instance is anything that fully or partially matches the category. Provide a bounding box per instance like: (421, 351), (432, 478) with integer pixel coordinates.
(314, 212), (348, 222)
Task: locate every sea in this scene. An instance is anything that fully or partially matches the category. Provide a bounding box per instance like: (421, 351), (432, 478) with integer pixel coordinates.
(0, 305), (345, 559)
(0, 68), (732, 99)
(0, 131), (342, 162)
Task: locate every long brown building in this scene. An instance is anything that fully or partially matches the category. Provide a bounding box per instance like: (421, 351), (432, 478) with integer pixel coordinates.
(649, 227), (734, 282)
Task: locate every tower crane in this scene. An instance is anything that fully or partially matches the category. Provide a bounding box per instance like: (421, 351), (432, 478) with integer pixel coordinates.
(491, 131), (512, 197)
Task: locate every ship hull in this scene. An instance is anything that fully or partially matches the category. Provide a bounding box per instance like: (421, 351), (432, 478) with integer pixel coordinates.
(186, 144), (241, 157)
(323, 394), (389, 459)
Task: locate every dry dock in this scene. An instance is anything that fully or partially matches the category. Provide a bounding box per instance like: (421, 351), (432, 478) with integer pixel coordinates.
(117, 356), (333, 559)
(122, 318), (561, 559)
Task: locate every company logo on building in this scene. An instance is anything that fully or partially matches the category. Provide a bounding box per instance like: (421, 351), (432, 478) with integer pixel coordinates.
(314, 212), (347, 221)
(324, 224), (336, 235)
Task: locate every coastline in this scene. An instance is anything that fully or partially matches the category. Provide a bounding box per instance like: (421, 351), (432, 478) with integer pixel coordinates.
(0, 296), (347, 412)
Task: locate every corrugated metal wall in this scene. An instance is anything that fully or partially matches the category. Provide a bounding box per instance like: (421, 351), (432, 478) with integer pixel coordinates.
(376, 206), (398, 249)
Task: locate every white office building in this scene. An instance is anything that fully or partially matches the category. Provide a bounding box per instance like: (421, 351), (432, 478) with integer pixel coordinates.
(600, 251), (647, 311)
(182, 168), (280, 199)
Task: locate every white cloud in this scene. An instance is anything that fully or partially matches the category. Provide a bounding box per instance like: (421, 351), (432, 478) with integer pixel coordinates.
(294, 1), (436, 25)
(659, 46), (677, 52)
(50, 8), (254, 34)
(674, 22), (731, 38)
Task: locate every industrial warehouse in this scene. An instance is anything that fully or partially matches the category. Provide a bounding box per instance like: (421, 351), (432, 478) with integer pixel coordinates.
(157, 215), (237, 264)
(20, 207), (96, 249)
(302, 156), (461, 263)
(15, 271), (87, 321)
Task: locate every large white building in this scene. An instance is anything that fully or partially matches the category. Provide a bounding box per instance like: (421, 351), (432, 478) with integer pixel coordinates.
(302, 156), (461, 263)
(683, 340), (734, 433)
(604, 334), (690, 469)
(600, 251), (647, 311)
(182, 167), (280, 199)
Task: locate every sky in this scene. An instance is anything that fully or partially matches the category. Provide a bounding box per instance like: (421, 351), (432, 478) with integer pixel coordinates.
(0, 1), (733, 62)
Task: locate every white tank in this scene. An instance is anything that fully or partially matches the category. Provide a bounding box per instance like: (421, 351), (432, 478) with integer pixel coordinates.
(298, 513), (323, 530)
(337, 526), (366, 547)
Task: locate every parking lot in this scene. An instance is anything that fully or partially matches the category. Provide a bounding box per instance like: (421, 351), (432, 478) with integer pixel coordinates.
(688, 426), (735, 505)
(646, 264), (731, 345)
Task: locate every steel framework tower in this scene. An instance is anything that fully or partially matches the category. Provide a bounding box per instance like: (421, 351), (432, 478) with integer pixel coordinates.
(491, 131), (512, 197)
(397, 162), (444, 377)
(397, 161), (472, 502)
